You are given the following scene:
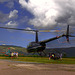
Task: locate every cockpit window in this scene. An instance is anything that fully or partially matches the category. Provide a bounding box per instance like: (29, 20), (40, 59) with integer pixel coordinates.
(28, 42), (40, 47)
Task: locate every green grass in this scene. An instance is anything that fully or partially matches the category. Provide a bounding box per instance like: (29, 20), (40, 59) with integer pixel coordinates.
(0, 57), (75, 64)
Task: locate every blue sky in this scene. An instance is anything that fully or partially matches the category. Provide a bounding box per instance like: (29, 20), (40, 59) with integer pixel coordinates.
(0, 0), (75, 48)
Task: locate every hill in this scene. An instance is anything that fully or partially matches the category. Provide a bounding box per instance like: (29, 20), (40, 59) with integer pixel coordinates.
(0, 45), (23, 48)
(0, 45), (75, 57)
(0, 45), (27, 56)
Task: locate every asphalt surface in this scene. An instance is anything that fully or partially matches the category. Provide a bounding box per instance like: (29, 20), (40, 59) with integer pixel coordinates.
(0, 59), (75, 75)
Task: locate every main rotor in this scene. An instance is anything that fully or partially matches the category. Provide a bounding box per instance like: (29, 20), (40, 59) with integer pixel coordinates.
(0, 26), (59, 43)
(0, 25), (75, 43)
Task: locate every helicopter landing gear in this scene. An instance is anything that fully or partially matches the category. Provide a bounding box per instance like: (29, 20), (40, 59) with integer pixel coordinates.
(38, 51), (46, 56)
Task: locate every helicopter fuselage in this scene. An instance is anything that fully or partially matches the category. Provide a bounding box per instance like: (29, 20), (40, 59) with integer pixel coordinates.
(27, 42), (46, 53)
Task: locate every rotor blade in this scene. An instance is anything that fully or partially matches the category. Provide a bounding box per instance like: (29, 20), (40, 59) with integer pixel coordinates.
(39, 30), (60, 32)
(0, 27), (36, 32)
(69, 35), (75, 37)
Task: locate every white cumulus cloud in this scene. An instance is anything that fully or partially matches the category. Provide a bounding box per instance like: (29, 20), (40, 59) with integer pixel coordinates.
(9, 10), (18, 19)
(6, 21), (18, 27)
(19, 0), (75, 29)
(25, 27), (35, 33)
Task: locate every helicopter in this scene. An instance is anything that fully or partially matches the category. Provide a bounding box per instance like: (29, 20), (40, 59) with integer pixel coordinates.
(0, 25), (75, 55)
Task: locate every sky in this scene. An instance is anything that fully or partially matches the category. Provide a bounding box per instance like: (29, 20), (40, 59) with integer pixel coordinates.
(0, 0), (75, 48)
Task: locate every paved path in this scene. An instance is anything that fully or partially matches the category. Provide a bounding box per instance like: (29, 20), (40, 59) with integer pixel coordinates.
(0, 60), (75, 75)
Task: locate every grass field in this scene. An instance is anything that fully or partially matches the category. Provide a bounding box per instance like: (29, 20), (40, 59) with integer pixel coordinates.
(0, 57), (75, 64)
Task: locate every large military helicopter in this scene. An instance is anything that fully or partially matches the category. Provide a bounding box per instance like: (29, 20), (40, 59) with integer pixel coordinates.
(0, 25), (75, 55)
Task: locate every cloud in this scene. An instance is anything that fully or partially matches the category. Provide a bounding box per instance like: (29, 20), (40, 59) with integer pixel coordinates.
(5, 21), (18, 27)
(0, 0), (10, 3)
(0, 0), (18, 8)
(25, 27), (35, 34)
(6, 1), (14, 8)
(19, 0), (75, 29)
(0, 0), (18, 3)
(9, 10), (18, 19)
(0, 9), (18, 27)
(19, 16), (29, 24)
(0, 12), (9, 23)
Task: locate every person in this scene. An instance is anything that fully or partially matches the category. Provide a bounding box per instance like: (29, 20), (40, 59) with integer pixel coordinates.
(11, 52), (14, 58)
(49, 53), (50, 60)
(16, 52), (18, 58)
(13, 52), (16, 57)
(60, 53), (62, 60)
(52, 54), (54, 58)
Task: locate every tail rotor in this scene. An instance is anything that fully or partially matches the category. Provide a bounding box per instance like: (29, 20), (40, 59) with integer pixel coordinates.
(66, 25), (69, 42)
(65, 25), (75, 42)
